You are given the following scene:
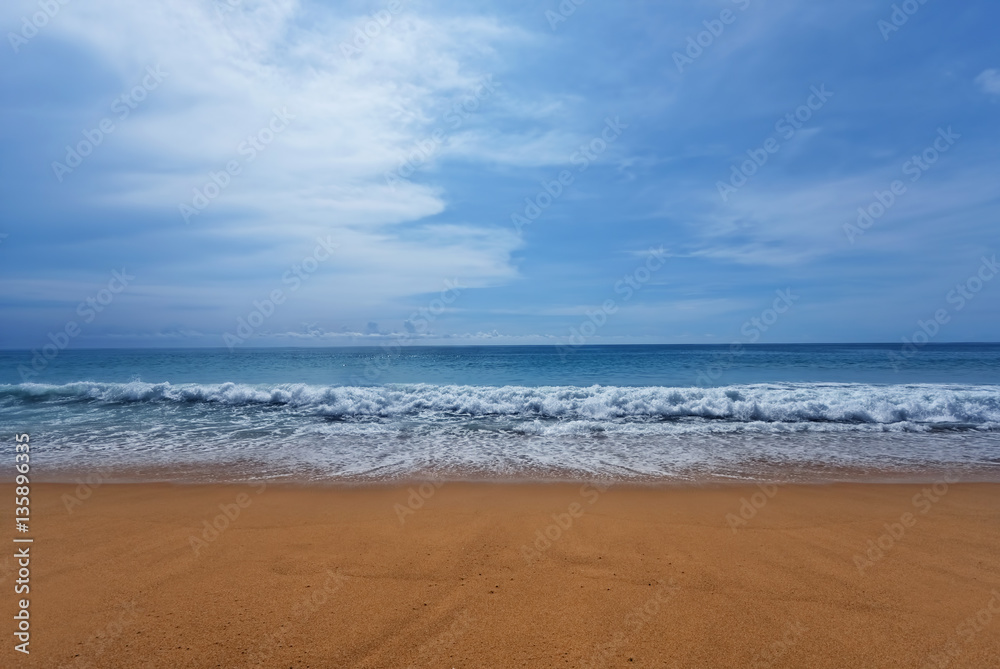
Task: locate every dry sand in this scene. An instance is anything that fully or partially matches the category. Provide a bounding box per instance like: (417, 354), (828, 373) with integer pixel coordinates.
(3, 480), (999, 668)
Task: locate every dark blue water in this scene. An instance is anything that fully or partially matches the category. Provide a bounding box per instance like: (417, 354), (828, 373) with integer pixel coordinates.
(3, 343), (999, 387)
(1, 344), (998, 483)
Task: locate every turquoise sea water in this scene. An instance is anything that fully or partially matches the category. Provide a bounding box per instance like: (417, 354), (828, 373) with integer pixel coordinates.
(2, 344), (998, 482)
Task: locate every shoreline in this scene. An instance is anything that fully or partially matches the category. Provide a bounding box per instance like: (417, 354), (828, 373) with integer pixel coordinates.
(7, 481), (1000, 667)
(30, 463), (1000, 488)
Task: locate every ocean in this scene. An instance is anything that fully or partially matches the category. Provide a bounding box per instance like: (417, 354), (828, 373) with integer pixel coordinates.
(2, 344), (999, 483)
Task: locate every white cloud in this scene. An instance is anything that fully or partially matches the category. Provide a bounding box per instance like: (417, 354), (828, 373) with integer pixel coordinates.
(9, 0), (546, 317)
(670, 164), (1000, 266)
(974, 69), (1000, 96)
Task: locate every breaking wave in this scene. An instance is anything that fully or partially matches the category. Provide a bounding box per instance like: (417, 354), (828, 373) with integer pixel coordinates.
(3, 381), (999, 428)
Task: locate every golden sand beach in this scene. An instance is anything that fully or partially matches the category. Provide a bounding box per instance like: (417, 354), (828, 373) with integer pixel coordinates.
(5, 481), (1000, 668)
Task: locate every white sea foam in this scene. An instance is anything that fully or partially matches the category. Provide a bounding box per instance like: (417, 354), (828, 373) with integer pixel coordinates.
(3, 381), (1000, 426)
(5, 381), (999, 482)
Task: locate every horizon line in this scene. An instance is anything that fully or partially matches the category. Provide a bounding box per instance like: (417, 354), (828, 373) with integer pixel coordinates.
(1, 341), (999, 353)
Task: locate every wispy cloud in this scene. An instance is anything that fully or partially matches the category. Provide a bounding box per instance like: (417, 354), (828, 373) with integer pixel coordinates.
(1, 0), (999, 346)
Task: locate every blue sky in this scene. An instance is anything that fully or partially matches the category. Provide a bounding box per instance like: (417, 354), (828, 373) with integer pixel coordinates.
(1, 0), (998, 348)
